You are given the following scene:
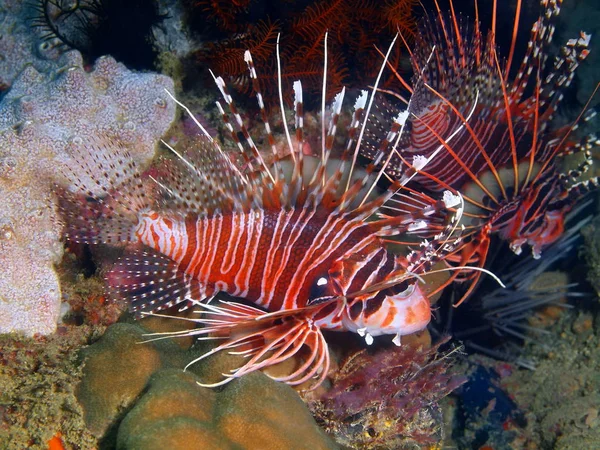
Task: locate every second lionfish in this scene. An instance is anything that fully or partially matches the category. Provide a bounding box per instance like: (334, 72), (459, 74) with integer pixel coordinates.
(59, 37), (467, 388)
(361, 0), (599, 301)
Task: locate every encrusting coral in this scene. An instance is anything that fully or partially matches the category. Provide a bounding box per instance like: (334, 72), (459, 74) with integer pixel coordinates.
(0, 327), (97, 449)
(0, 49), (175, 336)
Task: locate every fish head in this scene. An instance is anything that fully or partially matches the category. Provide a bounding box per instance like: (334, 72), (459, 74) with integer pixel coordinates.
(341, 281), (431, 342)
(308, 256), (431, 341)
(496, 177), (568, 259)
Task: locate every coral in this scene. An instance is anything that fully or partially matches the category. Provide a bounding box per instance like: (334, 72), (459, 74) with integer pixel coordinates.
(214, 371), (336, 449)
(310, 336), (466, 449)
(116, 369), (221, 449)
(0, 49), (175, 336)
(0, 327), (97, 449)
(117, 369), (337, 450)
(76, 323), (188, 440)
(76, 321), (337, 449)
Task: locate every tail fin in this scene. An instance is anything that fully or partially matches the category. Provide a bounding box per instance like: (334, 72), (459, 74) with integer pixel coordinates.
(57, 137), (152, 245)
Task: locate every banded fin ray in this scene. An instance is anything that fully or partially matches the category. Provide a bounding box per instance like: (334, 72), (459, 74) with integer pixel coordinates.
(58, 137), (151, 245)
(154, 137), (252, 215)
(197, 31), (453, 242)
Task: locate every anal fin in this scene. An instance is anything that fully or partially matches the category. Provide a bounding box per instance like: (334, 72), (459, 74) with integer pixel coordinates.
(106, 247), (207, 317)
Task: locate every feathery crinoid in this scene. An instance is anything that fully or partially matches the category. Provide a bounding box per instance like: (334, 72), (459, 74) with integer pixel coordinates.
(194, 0), (252, 32)
(28, 0), (102, 53)
(360, 0), (600, 303)
(58, 34), (473, 389)
(193, 0), (419, 104)
(197, 18), (281, 86)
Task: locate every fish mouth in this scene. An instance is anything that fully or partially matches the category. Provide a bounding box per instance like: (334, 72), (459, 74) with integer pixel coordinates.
(384, 283), (432, 336)
(342, 283), (432, 338)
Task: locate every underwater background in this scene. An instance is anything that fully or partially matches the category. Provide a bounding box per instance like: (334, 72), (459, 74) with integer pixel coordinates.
(0, 0), (599, 449)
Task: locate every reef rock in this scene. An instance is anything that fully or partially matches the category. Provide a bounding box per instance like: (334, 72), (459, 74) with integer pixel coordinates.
(310, 336), (465, 449)
(0, 50), (175, 336)
(582, 213), (600, 297)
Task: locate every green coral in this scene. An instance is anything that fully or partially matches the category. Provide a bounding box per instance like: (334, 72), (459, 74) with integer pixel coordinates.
(215, 372), (336, 449)
(76, 322), (191, 445)
(116, 369), (226, 449)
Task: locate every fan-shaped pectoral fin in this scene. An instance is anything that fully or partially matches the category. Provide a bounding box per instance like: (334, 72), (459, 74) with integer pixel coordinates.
(145, 300), (331, 389)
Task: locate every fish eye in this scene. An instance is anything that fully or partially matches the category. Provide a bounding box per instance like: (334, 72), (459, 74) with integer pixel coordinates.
(398, 282), (415, 298)
(391, 280), (415, 298)
(308, 275), (332, 304)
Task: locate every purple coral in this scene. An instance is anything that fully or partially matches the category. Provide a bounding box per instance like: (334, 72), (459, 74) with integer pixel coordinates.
(311, 337), (466, 449)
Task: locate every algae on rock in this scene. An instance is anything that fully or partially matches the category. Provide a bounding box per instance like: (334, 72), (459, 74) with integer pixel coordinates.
(0, 328), (97, 449)
(500, 309), (600, 448)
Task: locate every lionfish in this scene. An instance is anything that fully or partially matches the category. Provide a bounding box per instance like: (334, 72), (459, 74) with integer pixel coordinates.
(59, 37), (469, 388)
(361, 0), (600, 301)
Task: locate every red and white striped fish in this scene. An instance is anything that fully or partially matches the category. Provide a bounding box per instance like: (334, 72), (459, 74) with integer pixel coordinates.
(59, 37), (469, 388)
(361, 0), (599, 302)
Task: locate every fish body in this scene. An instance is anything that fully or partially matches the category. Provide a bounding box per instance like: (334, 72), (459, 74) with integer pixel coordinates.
(362, 0), (599, 299)
(131, 205), (430, 337)
(60, 43), (462, 387)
